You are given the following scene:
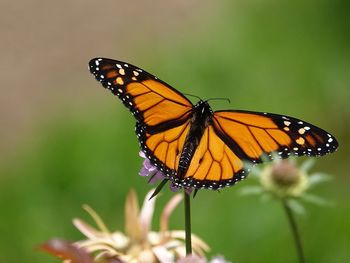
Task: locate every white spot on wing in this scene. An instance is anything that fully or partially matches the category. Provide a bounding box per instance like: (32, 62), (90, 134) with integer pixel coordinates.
(284, 121), (291, 126)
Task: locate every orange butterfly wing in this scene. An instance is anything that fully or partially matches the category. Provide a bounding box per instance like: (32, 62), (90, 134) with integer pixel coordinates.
(90, 58), (195, 184)
(89, 58), (193, 128)
(177, 110), (338, 189)
(136, 120), (191, 182)
(181, 126), (246, 189)
(213, 110), (338, 161)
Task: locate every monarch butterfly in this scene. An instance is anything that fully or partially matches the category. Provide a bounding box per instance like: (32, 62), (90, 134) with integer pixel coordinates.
(89, 58), (338, 190)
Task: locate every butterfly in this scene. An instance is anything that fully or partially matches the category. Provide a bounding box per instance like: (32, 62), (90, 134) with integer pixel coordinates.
(89, 58), (338, 190)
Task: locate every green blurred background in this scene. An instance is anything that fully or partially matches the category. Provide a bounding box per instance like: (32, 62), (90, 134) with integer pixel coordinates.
(1, 0), (349, 262)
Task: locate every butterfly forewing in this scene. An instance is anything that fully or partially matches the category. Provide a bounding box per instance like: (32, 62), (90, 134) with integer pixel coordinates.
(89, 58), (193, 128)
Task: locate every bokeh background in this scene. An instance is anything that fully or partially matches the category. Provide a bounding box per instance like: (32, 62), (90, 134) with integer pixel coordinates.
(1, 0), (349, 262)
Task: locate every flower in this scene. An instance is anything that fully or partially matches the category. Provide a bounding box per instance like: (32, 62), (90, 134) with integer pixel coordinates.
(177, 254), (207, 263)
(177, 254), (231, 263)
(40, 239), (94, 263)
(239, 158), (333, 214)
(139, 151), (192, 195)
(260, 159), (308, 198)
(209, 255), (232, 263)
(41, 189), (209, 262)
(139, 151), (165, 184)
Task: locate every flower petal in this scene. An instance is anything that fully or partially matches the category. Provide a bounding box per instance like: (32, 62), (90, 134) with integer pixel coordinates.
(160, 193), (183, 233)
(170, 231), (210, 254)
(177, 254), (207, 263)
(139, 166), (152, 177)
(170, 183), (193, 195)
(301, 193), (334, 207)
(286, 199), (306, 215)
(144, 158), (156, 171)
(82, 204), (110, 234)
(138, 249), (157, 263)
(40, 239), (94, 263)
(139, 151), (146, 158)
(169, 183), (180, 192)
(148, 171), (165, 184)
(94, 251), (123, 262)
(152, 246), (175, 262)
(125, 189), (143, 242)
(73, 218), (104, 239)
(308, 173), (332, 187)
(77, 242), (121, 255)
(139, 189), (157, 238)
(210, 255), (231, 263)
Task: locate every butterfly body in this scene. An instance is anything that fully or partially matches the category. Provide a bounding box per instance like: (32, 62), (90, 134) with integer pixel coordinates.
(177, 100), (213, 178)
(89, 58), (338, 190)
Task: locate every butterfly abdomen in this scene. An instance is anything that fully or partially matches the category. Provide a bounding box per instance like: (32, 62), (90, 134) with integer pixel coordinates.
(178, 143), (196, 176)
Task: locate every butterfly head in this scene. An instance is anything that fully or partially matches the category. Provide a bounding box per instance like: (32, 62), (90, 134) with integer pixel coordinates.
(194, 100), (213, 118)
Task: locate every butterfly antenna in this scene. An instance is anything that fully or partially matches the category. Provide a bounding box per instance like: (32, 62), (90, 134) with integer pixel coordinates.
(182, 93), (202, 100)
(206, 97), (231, 104)
(149, 179), (168, 200)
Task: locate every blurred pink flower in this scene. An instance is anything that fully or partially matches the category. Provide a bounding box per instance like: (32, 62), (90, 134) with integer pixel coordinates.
(177, 254), (207, 263)
(209, 255), (231, 263)
(177, 254), (231, 263)
(40, 239), (94, 263)
(56, 189), (209, 262)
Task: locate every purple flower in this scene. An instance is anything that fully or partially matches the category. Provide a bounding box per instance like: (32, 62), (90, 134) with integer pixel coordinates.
(139, 151), (166, 183)
(139, 151), (193, 194)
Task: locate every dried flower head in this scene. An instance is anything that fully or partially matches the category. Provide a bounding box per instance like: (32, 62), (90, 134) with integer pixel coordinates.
(239, 158), (333, 214)
(260, 159), (308, 198)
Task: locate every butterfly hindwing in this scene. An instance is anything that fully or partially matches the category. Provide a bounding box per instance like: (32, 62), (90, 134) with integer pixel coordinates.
(89, 58), (193, 128)
(137, 121), (247, 189)
(181, 126), (248, 189)
(173, 110), (338, 189)
(213, 110), (338, 162)
(136, 120), (191, 183)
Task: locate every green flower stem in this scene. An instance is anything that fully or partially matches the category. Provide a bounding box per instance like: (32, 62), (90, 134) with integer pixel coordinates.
(184, 190), (192, 255)
(282, 199), (305, 263)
